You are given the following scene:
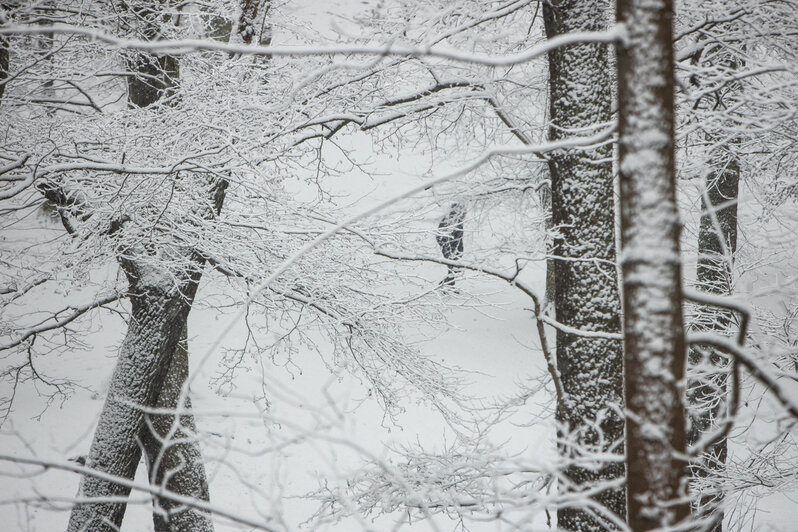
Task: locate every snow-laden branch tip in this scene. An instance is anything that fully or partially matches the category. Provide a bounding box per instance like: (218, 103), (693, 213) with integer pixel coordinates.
(0, 292), (124, 352)
(0, 154), (30, 179)
(0, 24), (624, 66)
(683, 287), (750, 344)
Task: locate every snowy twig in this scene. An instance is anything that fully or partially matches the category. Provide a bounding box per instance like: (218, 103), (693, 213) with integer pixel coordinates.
(687, 333), (798, 419)
(0, 292), (124, 352)
(684, 288), (751, 455)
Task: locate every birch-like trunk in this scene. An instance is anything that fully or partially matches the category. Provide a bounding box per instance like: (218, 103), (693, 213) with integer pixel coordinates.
(542, 2), (625, 529)
(616, 0), (690, 529)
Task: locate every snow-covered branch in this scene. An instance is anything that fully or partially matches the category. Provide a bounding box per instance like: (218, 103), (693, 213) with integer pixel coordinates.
(0, 23), (623, 66)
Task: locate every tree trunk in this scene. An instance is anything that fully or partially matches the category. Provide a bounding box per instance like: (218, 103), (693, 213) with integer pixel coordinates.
(67, 264), (199, 532)
(687, 144), (739, 532)
(126, 53), (179, 108)
(684, 38), (743, 531)
(0, 34), (9, 102)
(67, 3), (217, 529)
(616, 0), (690, 529)
(141, 324), (213, 531)
(123, 13), (213, 532)
(124, 1), (179, 108)
(542, 2), (625, 530)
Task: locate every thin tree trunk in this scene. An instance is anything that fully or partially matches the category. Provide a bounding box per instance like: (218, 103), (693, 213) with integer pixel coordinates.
(542, 2), (625, 529)
(0, 32), (9, 102)
(141, 324), (213, 531)
(616, 0), (690, 529)
(685, 40), (743, 531)
(687, 145), (739, 532)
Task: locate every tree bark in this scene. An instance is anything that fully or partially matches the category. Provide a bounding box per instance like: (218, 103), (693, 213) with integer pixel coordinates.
(687, 147), (739, 532)
(542, 2), (625, 530)
(616, 0), (690, 529)
(67, 264), (199, 532)
(141, 324), (213, 531)
(67, 3), (218, 530)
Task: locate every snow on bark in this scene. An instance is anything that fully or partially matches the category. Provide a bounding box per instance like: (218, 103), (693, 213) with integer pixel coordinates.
(543, 1), (625, 530)
(141, 324), (213, 532)
(67, 261), (199, 532)
(616, 0), (690, 529)
(687, 143), (739, 532)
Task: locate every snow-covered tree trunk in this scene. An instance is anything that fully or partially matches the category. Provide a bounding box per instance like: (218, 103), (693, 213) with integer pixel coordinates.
(67, 3), (217, 530)
(687, 146), (738, 532)
(141, 324), (213, 531)
(542, 2), (625, 529)
(687, 140), (739, 532)
(66, 263), (200, 531)
(616, 0), (690, 529)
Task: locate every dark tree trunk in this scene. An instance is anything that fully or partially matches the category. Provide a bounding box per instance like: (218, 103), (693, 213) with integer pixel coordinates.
(124, 1), (179, 108)
(141, 325), (213, 531)
(687, 146), (739, 532)
(0, 34), (9, 102)
(616, 0), (690, 529)
(542, 2), (625, 530)
(684, 39), (744, 531)
(126, 53), (179, 108)
(436, 202), (466, 288)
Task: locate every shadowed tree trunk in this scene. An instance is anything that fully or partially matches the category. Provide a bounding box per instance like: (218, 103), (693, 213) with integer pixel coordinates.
(687, 145), (738, 532)
(685, 36), (744, 531)
(542, 2), (625, 530)
(0, 33), (9, 102)
(616, 0), (690, 529)
(141, 325), (212, 531)
(436, 202), (466, 287)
